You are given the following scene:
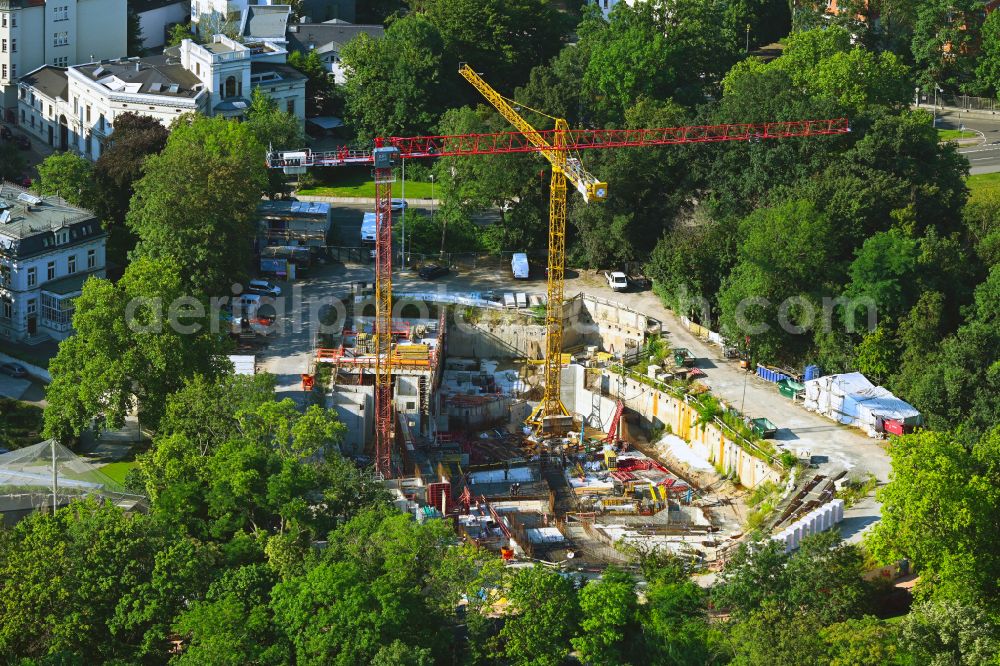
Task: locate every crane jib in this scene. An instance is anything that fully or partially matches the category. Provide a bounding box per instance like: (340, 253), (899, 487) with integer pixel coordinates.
(265, 119), (850, 170)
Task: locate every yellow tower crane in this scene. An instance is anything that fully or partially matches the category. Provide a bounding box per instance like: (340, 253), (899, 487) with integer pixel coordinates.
(459, 63), (607, 432)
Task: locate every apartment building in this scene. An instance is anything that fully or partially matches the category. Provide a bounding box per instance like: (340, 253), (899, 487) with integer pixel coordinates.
(0, 0), (127, 123)
(0, 182), (106, 343)
(17, 33), (305, 159)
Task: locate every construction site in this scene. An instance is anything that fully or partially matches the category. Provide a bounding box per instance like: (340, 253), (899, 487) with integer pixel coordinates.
(273, 65), (853, 571)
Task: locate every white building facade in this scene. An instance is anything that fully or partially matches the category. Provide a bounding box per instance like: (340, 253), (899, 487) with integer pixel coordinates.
(0, 0), (127, 123)
(17, 34), (305, 160)
(0, 183), (106, 343)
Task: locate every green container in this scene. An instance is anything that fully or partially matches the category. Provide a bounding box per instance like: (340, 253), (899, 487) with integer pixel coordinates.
(672, 348), (694, 367)
(777, 379), (804, 399)
(751, 417), (777, 438)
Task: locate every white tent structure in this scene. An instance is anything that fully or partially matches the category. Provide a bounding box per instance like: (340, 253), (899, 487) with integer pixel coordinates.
(803, 372), (921, 436)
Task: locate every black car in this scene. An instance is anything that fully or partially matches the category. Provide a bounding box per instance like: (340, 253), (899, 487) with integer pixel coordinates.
(418, 264), (450, 280)
(0, 362), (28, 378)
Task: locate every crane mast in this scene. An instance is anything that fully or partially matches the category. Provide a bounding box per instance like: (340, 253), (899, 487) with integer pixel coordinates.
(458, 64), (604, 430)
(372, 144), (398, 478)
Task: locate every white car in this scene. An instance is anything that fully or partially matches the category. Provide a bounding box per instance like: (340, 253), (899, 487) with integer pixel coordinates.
(248, 279), (281, 297)
(392, 198), (408, 210)
(604, 271), (628, 292)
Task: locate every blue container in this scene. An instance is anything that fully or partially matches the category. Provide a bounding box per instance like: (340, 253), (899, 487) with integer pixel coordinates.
(804, 364), (821, 381)
(757, 365), (789, 383)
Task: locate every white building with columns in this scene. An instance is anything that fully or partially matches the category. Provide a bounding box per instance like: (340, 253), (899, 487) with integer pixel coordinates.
(16, 33), (305, 160)
(0, 182), (106, 343)
(0, 0), (127, 124)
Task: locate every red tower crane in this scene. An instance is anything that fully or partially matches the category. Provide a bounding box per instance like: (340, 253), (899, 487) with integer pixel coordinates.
(270, 111), (848, 479)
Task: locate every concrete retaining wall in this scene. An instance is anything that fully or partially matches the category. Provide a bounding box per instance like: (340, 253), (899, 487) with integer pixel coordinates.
(561, 365), (783, 490)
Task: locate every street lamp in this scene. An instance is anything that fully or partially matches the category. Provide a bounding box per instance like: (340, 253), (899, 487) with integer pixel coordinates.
(429, 174), (435, 219)
(933, 84), (942, 127)
(400, 158), (406, 269)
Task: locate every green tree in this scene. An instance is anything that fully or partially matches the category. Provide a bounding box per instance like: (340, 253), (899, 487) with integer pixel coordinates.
(43, 257), (227, 442)
(286, 49), (339, 117)
(572, 568), (640, 666)
(890, 267), (1000, 434)
(245, 88), (306, 198)
(911, 0), (984, 91)
(978, 10), (1000, 97)
(167, 22), (194, 47)
(0, 498), (211, 663)
(584, 0), (739, 120)
(271, 508), (454, 665)
(127, 7), (146, 56)
(421, 0), (570, 94)
(140, 397), (358, 540)
(821, 616), (905, 666)
(496, 565), (579, 666)
(867, 427), (1000, 603)
(33, 152), (95, 208)
(642, 575), (718, 664)
(173, 564), (290, 665)
(898, 598), (1000, 665)
(646, 213), (738, 318)
(717, 199), (840, 363)
(340, 15), (447, 139)
(127, 114), (267, 296)
(0, 142), (26, 183)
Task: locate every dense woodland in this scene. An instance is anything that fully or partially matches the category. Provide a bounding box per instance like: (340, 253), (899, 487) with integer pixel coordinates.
(5, 0), (1000, 663)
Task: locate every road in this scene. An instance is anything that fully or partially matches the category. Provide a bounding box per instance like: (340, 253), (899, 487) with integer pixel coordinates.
(936, 110), (1000, 174)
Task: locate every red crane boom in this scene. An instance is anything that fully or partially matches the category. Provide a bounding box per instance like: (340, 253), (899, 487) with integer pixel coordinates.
(268, 118), (849, 170)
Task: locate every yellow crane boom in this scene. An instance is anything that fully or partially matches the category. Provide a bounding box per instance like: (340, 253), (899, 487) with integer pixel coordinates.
(459, 63), (606, 431)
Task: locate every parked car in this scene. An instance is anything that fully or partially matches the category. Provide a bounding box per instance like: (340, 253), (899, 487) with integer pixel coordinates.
(247, 279), (281, 297)
(0, 362), (28, 378)
(391, 198), (408, 210)
(418, 264), (450, 280)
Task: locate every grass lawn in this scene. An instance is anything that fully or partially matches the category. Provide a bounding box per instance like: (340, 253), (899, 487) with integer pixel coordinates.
(967, 172), (1000, 200)
(0, 398), (44, 450)
(297, 168), (436, 199)
(98, 461), (138, 485)
(937, 128), (977, 141)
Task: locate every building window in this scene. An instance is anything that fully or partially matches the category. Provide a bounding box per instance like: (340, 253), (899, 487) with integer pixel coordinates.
(54, 5), (69, 21)
(53, 32), (69, 47)
(2, 39), (6, 53)
(10, 64), (15, 77)
(286, 99), (294, 115)
(27, 267), (36, 287)
(11, 15), (15, 27)
(87, 249), (96, 269)
(46, 261), (55, 281)
(41, 293), (73, 330)
(1, 297), (11, 320)
(10, 39), (14, 53)
(225, 76), (236, 98)
(19, 109), (24, 123)
(73, 97), (78, 114)
(54, 57), (68, 67)
(1, 65), (6, 80)
(67, 255), (76, 274)
(26, 298), (36, 316)
(1, 14), (6, 28)
(86, 106), (91, 123)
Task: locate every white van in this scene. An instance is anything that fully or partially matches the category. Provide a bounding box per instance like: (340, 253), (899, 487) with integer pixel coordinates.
(511, 253), (529, 279)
